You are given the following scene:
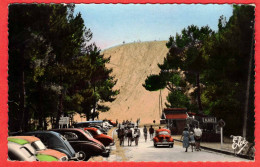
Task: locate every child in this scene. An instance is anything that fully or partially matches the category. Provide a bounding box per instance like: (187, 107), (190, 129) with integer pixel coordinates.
(189, 132), (196, 152)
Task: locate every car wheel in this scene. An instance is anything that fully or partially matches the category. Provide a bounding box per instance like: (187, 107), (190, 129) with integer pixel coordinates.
(154, 143), (157, 147)
(77, 151), (90, 161)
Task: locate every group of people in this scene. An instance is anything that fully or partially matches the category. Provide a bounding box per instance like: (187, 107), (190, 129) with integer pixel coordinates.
(142, 125), (156, 142)
(181, 125), (202, 152)
(117, 125), (141, 146)
(117, 124), (158, 146)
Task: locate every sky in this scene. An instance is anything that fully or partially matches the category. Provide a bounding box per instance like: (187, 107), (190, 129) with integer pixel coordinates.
(74, 4), (233, 50)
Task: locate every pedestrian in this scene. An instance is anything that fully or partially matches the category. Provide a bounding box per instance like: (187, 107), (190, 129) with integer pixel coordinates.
(189, 131), (196, 152)
(149, 125), (155, 139)
(133, 126), (140, 146)
(124, 127), (128, 141)
(118, 127), (125, 146)
(116, 124), (121, 140)
(194, 125), (202, 151)
(143, 125), (148, 142)
(181, 127), (190, 152)
(126, 127), (133, 146)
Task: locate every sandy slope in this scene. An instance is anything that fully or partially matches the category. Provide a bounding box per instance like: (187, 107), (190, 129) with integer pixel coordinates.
(74, 41), (169, 124)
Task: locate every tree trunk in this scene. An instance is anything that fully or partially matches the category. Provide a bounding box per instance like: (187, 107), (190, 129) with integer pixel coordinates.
(86, 109), (91, 121)
(242, 24), (254, 138)
(19, 70), (26, 132)
(92, 101), (96, 120)
(196, 73), (203, 113)
(55, 92), (63, 128)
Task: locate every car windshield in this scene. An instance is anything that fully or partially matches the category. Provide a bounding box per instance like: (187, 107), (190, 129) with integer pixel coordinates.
(158, 131), (170, 135)
(96, 129), (102, 135)
(32, 140), (46, 151)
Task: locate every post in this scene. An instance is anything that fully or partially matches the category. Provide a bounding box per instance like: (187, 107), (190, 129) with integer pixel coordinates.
(220, 127), (223, 148)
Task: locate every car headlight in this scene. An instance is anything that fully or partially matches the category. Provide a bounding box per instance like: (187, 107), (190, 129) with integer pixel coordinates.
(60, 156), (68, 161)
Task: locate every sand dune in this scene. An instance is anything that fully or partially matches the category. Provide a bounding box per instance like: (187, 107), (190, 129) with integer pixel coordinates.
(74, 41), (170, 124)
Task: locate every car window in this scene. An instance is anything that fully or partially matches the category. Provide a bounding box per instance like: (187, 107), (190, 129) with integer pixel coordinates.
(63, 132), (79, 141)
(88, 129), (97, 136)
(31, 141), (46, 151)
(20, 147), (33, 157)
(158, 131), (170, 135)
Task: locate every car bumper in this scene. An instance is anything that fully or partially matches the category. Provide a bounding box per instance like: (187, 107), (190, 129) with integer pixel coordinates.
(101, 149), (110, 157)
(155, 142), (174, 145)
(110, 141), (115, 146)
(70, 152), (80, 161)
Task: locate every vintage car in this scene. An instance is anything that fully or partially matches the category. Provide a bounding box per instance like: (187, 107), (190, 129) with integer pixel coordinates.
(52, 128), (109, 161)
(8, 136), (68, 161)
(18, 131), (79, 161)
(84, 127), (114, 147)
(74, 121), (108, 134)
(153, 129), (174, 148)
(107, 120), (117, 127)
(8, 137), (61, 161)
(8, 139), (39, 161)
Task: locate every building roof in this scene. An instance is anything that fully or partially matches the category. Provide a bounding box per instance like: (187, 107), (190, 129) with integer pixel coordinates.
(165, 113), (188, 120)
(163, 108), (188, 114)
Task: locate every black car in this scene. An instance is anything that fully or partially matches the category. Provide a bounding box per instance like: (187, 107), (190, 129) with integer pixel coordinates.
(17, 131), (79, 161)
(52, 128), (109, 161)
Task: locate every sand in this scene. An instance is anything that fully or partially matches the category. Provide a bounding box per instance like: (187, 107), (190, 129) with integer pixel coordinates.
(74, 41), (169, 124)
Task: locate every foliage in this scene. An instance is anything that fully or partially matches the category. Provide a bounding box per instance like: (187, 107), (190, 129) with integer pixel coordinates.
(143, 5), (255, 139)
(8, 4), (119, 131)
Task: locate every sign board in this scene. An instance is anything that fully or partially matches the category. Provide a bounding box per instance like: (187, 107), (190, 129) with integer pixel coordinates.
(202, 117), (217, 123)
(218, 119), (226, 127)
(59, 117), (70, 125)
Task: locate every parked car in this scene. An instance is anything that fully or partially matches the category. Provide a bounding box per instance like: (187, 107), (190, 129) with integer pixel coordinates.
(52, 128), (109, 161)
(8, 139), (39, 161)
(8, 136), (68, 161)
(107, 120), (117, 127)
(84, 127), (114, 147)
(103, 121), (113, 129)
(17, 131), (79, 161)
(74, 121), (108, 134)
(7, 136), (62, 161)
(153, 129), (174, 148)
(91, 125), (108, 135)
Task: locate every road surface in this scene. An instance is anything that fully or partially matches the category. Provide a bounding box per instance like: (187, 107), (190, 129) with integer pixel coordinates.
(106, 128), (250, 162)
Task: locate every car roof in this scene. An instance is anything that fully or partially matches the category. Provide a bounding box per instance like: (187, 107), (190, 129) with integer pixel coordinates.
(156, 129), (171, 133)
(51, 128), (84, 132)
(8, 137), (29, 145)
(8, 136), (40, 143)
(76, 120), (103, 124)
(84, 127), (98, 131)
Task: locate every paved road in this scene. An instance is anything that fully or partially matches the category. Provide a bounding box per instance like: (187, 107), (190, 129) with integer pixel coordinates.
(106, 128), (250, 162)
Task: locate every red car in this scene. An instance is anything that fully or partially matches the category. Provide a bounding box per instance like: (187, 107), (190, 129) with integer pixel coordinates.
(153, 129), (174, 148)
(108, 120), (117, 127)
(84, 127), (114, 147)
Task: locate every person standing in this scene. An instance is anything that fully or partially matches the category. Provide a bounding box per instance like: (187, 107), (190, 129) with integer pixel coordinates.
(143, 125), (148, 142)
(194, 125), (202, 151)
(133, 126), (140, 146)
(118, 127), (125, 146)
(149, 125), (155, 139)
(181, 127), (190, 152)
(127, 127), (133, 146)
(189, 132), (196, 152)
